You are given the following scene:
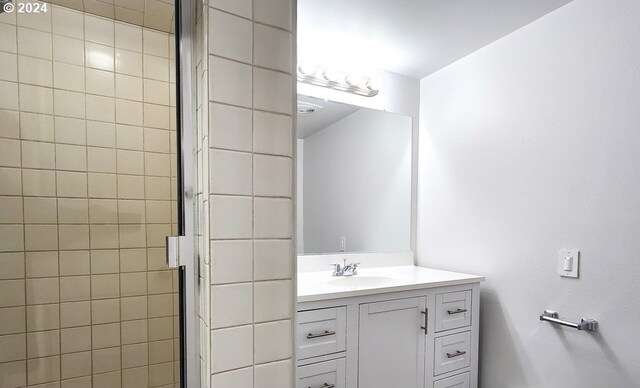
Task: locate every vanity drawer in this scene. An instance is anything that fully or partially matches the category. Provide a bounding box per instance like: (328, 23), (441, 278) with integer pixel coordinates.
(434, 372), (470, 388)
(434, 331), (471, 376)
(435, 290), (472, 332)
(297, 358), (346, 388)
(298, 307), (347, 360)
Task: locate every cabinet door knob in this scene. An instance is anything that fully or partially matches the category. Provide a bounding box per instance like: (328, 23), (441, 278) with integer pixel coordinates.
(447, 308), (467, 315)
(306, 330), (336, 339)
(446, 350), (467, 359)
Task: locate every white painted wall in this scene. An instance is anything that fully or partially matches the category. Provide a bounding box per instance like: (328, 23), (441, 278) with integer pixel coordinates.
(303, 108), (412, 254)
(417, 0), (640, 386)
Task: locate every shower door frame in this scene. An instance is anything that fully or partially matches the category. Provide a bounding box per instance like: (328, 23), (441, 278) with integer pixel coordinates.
(174, 0), (199, 387)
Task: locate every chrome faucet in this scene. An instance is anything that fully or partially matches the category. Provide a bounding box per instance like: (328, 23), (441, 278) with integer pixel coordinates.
(330, 259), (361, 276)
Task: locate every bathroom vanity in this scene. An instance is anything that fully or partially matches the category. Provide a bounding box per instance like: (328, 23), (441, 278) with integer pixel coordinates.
(295, 96), (482, 387)
(296, 255), (484, 388)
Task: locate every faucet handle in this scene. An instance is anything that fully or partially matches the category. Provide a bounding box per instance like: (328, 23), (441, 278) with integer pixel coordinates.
(351, 262), (361, 275)
(330, 263), (341, 275)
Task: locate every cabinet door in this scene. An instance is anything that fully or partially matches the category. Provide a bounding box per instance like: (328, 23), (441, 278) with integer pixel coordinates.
(358, 297), (427, 388)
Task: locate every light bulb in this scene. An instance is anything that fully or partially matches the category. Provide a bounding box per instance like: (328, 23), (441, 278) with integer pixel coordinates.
(346, 73), (367, 89)
(366, 75), (384, 91)
(323, 68), (346, 84)
(298, 63), (317, 77)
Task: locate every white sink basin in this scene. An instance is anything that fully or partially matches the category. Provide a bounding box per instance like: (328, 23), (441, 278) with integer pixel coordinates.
(326, 275), (397, 288)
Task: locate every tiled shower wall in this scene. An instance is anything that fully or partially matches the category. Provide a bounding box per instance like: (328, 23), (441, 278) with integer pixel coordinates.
(195, 0), (296, 387)
(0, 5), (179, 388)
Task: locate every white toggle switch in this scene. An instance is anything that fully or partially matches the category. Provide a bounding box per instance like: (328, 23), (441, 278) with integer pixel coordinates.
(563, 256), (573, 271)
(558, 249), (579, 278)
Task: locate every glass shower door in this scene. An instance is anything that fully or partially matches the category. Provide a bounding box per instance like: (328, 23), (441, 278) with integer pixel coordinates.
(0, 1), (195, 386)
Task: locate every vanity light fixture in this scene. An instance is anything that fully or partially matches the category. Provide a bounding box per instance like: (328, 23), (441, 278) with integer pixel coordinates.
(297, 64), (382, 97)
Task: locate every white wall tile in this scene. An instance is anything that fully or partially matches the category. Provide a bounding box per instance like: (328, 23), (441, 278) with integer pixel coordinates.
(253, 154), (292, 197)
(17, 56), (52, 87)
(254, 240), (293, 281)
(254, 24), (291, 74)
(56, 144), (87, 171)
(254, 280), (292, 322)
(211, 367), (253, 388)
(86, 121), (116, 148)
(54, 90), (85, 118)
(210, 149), (252, 195)
(21, 141), (55, 169)
(0, 81), (19, 111)
(115, 74), (143, 101)
(0, 24), (17, 53)
(115, 22), (142, 51)
(17, 27), (52, 60)
(116, 99), (143, 126)
(210, 195), (252, 239)
(208, 8), (252, 63)
(0, 138), (21, 167)
(143, 54), (169, 81)
(86, 95), (115, 122)
(52, 35), (85, 66)
(254, 0), (292, 31)
(0, 52), (18, 82)
(253, 68), (292, 115)
(53, 62), (85, 92)
(143, 29), (168, 57)
(85, 42), (114, 71)
(211, 325), (253, 373)
(143, 79), (169, 105)
(254, 320), (292, 364)
(209, 56), (252, 108)
(208, 239), (253, 286)
(0, 110), (20, 139)
(85, 14), (114, 46)
(210, 283), (252, 328)
(19, 84), (53, 114)
(21, 112), (54, 142)
(17, 3), (52, 32)
(254, 359), (293, 388)
(209, 0), (252, 18)
(86, 68), (115, 97)
(52, 6), (84, 38)
(209, 103), (252, 152)
(254, 198), (292, 238)
(116, 49), (143, 76)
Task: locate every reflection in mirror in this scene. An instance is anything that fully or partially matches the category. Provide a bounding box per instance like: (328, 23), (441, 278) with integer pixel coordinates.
(297, 95), (412, 255)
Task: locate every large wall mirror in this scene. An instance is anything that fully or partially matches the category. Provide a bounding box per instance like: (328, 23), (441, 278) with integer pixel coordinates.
(297, 95), (413, 255)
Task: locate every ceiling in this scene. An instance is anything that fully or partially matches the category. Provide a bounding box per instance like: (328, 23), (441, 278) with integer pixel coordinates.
(297, 95), (361, 139)
(47, 0), (175, 33)
(298, 0), (572, 79)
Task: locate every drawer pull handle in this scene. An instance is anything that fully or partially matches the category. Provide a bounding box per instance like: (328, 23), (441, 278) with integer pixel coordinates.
(421, 309), (428, 334)
(447, 308), (467, 315)
(446, 350), (467, 359)
(308, 384), (335, 388)
(306, 330), (336, 339)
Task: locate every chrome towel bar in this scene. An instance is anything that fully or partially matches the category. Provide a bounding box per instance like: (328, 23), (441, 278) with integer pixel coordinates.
(539, 310), (598, 332)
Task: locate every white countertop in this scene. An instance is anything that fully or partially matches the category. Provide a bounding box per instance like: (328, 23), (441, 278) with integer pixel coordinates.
(297, 265), (485, 303)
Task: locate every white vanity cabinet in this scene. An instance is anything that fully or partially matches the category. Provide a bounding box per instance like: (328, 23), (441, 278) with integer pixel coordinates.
(296, 282), (480, 388)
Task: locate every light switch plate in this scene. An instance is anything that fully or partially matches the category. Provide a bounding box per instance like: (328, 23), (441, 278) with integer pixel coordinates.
(558, 249), (579, 278)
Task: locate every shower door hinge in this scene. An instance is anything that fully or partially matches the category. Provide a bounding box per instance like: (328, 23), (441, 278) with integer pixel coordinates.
(166, 235), (188, 268)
